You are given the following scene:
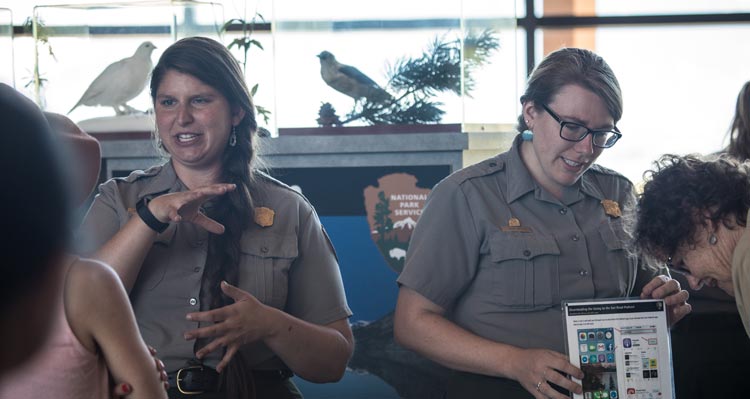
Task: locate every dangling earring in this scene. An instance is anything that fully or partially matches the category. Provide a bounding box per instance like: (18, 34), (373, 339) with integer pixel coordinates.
(521, 129), (533, 141)
(229, 126), (237, 147)
(709, 233), (718, 245)
(154, 132), (165, 152)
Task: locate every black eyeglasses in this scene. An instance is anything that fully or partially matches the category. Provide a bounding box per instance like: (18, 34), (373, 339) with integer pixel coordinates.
(541, 104), (622, 148)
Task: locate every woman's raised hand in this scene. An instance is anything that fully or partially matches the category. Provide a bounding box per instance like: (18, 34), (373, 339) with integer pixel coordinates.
(147, 183), (236, 234)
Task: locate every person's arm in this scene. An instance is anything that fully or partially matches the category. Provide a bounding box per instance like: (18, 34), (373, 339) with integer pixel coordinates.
(65, 259), (167, 399)
(186, 281), (354, 382)
(394, 286), (582, 399)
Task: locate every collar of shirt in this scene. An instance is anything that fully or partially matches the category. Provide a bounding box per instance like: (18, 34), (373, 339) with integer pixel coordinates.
(505, 134), (606, 206)
(137, 160), (182, 200)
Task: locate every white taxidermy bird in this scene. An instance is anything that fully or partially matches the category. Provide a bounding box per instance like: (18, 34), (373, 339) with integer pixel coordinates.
(317, 51), (391, 104)
(68, 41), (157, 115)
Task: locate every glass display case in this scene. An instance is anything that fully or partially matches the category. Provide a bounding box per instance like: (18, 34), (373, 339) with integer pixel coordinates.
(32, 0), (223, 123)
(0, 8), (13, 87)
(272, 0), (518, 133)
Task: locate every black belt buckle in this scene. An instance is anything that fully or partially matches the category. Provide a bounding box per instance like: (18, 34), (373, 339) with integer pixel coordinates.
(176, 365), (208, 395)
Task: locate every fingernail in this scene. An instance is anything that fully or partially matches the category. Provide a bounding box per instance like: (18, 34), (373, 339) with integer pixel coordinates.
(186, 314), (193, 320)
(184, 333), (193, 340)
(121, 383), (131, 393)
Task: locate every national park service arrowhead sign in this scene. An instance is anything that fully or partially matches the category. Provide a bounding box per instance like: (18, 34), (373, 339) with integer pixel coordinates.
(363, 173), (430, 273)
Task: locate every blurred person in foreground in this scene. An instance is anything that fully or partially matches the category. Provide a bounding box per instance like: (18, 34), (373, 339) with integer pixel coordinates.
(0, 83), (167, 398)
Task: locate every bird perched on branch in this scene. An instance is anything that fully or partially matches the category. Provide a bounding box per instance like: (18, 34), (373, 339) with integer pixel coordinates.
(317, 51), (391, 104)
(68, 41), (157, 115)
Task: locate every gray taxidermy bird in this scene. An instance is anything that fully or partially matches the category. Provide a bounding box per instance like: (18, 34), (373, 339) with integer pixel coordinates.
(68, 41), (157, 115)
(317, 51), (391, 104)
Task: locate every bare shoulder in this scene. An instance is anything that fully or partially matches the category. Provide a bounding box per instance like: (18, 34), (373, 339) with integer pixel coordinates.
(64, 257), (129, 352)
(66, 257), (123, 295)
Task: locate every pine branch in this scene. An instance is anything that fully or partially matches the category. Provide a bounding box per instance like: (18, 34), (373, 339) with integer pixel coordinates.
(339, 30), (499, 126)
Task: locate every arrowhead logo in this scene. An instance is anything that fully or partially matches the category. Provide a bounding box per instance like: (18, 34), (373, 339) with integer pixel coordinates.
(363, 173), (430, 273)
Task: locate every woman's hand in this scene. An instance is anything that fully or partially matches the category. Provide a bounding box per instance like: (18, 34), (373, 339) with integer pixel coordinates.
(641, 275), (692, 326)
(508, 348), (583, 399)
(148, 183), (236, 234)
(111, 345), (168, 397)
(183, 281), (275, 372)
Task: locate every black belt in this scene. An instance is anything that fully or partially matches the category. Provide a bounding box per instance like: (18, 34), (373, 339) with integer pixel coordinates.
(167, 366), (294, 395)
(168, 366), (220, 395)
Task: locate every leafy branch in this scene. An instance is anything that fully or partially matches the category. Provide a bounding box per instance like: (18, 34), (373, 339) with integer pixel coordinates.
(24, 16), (57, 106)
(221, 14), (270, 125)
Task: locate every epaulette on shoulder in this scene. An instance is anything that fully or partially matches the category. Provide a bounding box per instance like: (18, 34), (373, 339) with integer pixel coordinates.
(450, 156), (506, 185)
(587, 163), (628, 180)
(253, 170), (307, 199)
(118, 164), (164, 183)
(587, 163), (634, 187)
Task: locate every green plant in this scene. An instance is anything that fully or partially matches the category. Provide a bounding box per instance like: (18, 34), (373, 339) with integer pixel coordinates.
(221, 14), (271, 125)
(25, 16), (56, 106)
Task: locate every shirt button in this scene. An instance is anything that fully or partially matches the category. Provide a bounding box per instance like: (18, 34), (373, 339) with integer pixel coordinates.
(523, 250), (531, 257)
(559, 208), (568, 215)
(193, 267), (201, 273)
(261, 246), (269, 254)
(189, 297), (197, 306)
(579, 269), (589, 276)
(572, 234), (580, 242)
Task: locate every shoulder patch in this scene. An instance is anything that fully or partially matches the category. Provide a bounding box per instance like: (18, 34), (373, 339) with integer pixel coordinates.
(118, 163), (164, 183)
(587, 164), (632, 183)
(587, 163), (623, 177)
(450, 156), (505, 184)
(253, 170), (311, 205)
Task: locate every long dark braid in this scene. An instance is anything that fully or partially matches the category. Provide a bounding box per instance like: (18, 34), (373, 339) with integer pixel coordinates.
(204, 131), (257, 310)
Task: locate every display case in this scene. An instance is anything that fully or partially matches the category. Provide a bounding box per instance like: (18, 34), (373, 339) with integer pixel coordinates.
(32, 0), (223, 122)
(0, 8), (13, 87)
(272, 0), (518, 134)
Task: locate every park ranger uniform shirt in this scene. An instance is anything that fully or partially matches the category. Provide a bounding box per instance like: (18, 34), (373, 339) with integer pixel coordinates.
(398, 135), (660, 353)
(79, 161), (352, 372)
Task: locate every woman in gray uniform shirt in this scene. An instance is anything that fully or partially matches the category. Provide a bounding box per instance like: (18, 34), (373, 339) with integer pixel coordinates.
(394, 48), (691, 399)
(79, 37), (353, 399)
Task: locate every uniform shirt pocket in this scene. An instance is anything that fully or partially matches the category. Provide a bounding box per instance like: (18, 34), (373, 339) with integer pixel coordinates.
(239, 233), (298, 309)
(486, 232), (561, 311)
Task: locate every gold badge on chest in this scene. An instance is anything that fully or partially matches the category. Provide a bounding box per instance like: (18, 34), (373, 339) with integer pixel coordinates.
(254, 206), (275, 227)
(601, 199), (622, 218)
(501, 217), (532, 233)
